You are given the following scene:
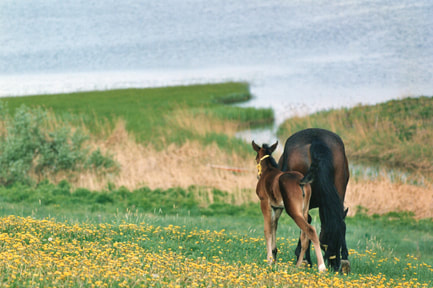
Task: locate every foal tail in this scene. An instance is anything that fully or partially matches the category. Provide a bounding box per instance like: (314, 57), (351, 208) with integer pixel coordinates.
(301, 139), (345, 262)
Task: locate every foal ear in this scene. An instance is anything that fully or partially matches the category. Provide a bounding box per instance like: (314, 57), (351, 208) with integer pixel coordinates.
(252, 141), (261, 152)
(269, 141), (278, 153)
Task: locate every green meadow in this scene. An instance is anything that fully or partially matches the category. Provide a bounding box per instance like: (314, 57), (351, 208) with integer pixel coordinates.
(2, 82), (273, 149)
(1, 191), (432, 287)
(0, 83), (432, 287)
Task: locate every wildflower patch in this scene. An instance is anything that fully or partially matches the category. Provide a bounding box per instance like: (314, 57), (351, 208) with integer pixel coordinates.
(0, 216), (431, 287)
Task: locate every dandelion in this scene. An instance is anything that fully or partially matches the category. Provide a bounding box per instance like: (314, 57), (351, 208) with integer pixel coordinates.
(0, 215), (430, 287)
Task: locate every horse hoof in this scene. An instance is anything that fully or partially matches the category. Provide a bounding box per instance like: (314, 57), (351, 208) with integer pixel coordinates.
(318, 264), (327, 273)
(267, 258), (275, 265)
(340, 260), (351, 274)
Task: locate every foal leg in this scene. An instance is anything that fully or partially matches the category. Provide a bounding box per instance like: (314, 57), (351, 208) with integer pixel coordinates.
(261, 201), (274, 264)
(292, 215), (326, 272)
(295, 213), (313, 266)
(296, 230), (309, 267)
(271, 207), (284, 261)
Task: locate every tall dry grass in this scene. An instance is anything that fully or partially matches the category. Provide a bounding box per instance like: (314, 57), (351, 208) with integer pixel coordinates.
(8, 106), (430, 218)
(345, 180), (433, 219)
(165, 108), (241, 137)
(278, 97), (433, 172)
(72, 118), (259, 205)
(68, 119), (432, 219)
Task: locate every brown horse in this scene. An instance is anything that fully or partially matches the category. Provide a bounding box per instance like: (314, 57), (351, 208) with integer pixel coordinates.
(252, 141), (326, 272)
(278, 128), (350, 273)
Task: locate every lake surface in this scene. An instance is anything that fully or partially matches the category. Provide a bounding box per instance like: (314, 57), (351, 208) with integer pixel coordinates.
(1, 0), (432, 143)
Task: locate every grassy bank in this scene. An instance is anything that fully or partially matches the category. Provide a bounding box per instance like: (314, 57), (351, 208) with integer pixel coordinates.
(276, 96), (433, 219)
(0, 82), (271, 190)
(1, 82), (273, 149)
(277, 96), (433, 174)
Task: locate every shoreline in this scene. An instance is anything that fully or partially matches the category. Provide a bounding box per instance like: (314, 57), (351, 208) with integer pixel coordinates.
(2, 69), (431, 114)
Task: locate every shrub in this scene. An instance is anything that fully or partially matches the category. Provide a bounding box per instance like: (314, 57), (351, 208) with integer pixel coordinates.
(0, 104), (118, 186)
(86, 148), (119, 173)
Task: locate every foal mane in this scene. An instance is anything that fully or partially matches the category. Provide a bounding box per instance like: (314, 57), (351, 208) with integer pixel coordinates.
(262, 144), (279, 168)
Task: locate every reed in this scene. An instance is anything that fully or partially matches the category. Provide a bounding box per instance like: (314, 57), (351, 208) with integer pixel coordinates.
(277, 96), (433, 173)
(75, 120), (258, 202)
(345, 179), (432, 219)
(24, 119), (429, 219)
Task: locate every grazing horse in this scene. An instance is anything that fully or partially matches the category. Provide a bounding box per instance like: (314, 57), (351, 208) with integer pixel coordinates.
(278, 128), (350, 273)
(252, 141), (326, 272)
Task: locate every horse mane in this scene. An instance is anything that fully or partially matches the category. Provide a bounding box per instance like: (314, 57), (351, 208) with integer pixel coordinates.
(262, 144), (279, 168)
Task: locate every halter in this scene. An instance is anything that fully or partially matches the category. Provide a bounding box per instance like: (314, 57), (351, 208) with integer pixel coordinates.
(256, 154), (270, 177)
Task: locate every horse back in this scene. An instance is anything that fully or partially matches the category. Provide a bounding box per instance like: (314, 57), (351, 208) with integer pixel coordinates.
(278, 128), (349, 203)
(279, 129), (347, 172)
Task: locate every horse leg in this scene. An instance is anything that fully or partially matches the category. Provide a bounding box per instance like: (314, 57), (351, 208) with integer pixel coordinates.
(340, 239), (351, 274)
(305, 213), (312, 265)
(292, 214), (326, 272)
(261, 200), (274, 264)
(295, 237), (301, 261)
(341, 216), (349, 260)
(296, 230), (308, 267)
(335, 169), (351, 273)
(295, 213), (312, 267)
(271, 207), (283, 261)
(340, 217), (351, 274)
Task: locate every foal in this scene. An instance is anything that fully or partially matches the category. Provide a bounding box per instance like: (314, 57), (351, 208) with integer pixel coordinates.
(252, 141), (326, 272)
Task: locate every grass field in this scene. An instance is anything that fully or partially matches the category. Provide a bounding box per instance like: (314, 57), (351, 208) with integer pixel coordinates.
(0, 83), (432, 287)
(0, 208), (432, 287)
(0, 161), (431, 287)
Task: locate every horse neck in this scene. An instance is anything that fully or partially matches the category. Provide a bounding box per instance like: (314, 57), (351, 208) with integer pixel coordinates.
(261, 156), (278, 174)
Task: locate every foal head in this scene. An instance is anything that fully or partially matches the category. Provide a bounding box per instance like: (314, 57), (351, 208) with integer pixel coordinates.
(252, 141), (278, 178)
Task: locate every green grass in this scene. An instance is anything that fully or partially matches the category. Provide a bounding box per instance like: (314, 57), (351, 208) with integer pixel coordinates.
(1, 83), (273, 150)
(1, 196), (432, 287)
(1, 181), (432, 264)
(1, 84), (432, 286)
(0, 180), (258, 219)
(277, 96), (433, 174)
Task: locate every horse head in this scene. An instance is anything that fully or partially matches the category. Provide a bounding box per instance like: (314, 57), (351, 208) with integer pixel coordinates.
(252, 141), (278, 178)
(319, 208), (349, 271)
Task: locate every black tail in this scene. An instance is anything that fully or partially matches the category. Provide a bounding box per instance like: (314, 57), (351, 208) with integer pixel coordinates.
(301, 139), (345, 269)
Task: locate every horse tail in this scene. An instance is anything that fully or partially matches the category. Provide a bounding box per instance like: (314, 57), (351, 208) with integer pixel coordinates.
(279, 149), (289, 172)
(301, 139), (345, 262)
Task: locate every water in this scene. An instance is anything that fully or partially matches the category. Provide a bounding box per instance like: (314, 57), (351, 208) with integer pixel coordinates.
(1, 0), (432, 144)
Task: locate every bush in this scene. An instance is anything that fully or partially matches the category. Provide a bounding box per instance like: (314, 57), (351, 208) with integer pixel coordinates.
(0, 104), (118, 186)
(86, 148), (119, 173)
